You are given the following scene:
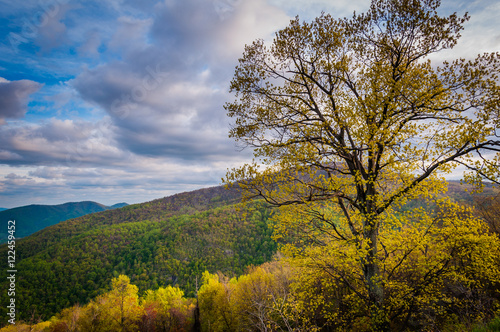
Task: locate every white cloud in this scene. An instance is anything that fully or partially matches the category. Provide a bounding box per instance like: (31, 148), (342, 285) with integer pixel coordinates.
(212, 0), (290, 58)
(77, 30), (101, 57)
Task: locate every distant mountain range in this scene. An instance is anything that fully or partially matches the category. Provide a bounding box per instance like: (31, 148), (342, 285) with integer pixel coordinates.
(0, 201), (128, 242)
(0, 208), (7, 212)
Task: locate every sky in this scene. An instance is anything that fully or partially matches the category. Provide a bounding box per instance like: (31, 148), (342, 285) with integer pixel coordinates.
(0, 0), (498, 208)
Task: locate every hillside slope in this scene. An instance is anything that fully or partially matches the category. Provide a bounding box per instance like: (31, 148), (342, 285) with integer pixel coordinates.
(0, 185), (278, 325)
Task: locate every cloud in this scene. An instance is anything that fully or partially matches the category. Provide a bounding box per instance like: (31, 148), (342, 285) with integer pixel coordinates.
(71, 0), (288, 163)
(0, 118), (128, 167)
(108, 16), (153, 54)
(0, 157), (235, 208)
(454, 0), (500, 56)
(213, 0), (291, 58)
(71, 59), (242, 161)
(0, 77), (42, 124)
(5, 173), (30, 180)
(150, 0), (289, 62)
(77, 30), (101, 57)
(33, 3), (74, 53)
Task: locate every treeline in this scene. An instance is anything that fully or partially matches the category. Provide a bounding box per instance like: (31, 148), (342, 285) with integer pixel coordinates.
(0, 275), (195, 332)
(0, 199), (276, 325)
(10, 185), (242, 259)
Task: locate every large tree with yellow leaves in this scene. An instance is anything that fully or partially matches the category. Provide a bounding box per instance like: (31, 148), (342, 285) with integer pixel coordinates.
(225, 0), (500, 330)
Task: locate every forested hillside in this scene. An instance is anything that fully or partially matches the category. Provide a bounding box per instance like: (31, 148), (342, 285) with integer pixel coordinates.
(0, 186), (277, 325)
(0, 181), (498, 329)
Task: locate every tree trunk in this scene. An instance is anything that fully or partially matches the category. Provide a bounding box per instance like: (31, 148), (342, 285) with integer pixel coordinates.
(363, 216), (389, 331)
(192, 300), (201, 332)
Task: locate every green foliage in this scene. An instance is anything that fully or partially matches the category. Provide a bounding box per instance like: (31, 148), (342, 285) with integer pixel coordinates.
(472, 316), (500, 332)
(0, 275), (194, 332)
(0, 186), (276, 326)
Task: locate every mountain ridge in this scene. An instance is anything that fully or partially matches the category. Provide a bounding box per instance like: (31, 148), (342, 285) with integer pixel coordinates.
(0, 201), (128, 242)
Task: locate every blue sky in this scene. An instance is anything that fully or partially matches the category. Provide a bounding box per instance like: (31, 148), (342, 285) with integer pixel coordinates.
(0, 0), (498, 208)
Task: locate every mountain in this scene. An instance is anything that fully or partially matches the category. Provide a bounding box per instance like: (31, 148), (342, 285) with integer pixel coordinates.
(0, 185), (278, 325)
(0, 201), (128, 242)
(109, 202), (128, 209)
(0, 208), (7, 212)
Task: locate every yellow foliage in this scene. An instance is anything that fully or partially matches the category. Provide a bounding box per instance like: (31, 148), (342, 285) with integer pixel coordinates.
(278, 198), (500, 330)
(0, 321), (51, 332)
(197, 261), (309, 331)
(224, 0), (500, 329)
(142, 285), (193, 331)
(77, 275), (142, 332)
(198, 271), (236, 331)
(0, 324), (30, 332)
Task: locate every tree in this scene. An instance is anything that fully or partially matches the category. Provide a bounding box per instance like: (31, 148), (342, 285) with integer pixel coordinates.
(109, 275), (143, 331)
(82, 275), (142, 332)
(197, 261), (297, 332)
(224, 0), (500, 329)
(277, 199), (500, 330)
(197, 271), (237, 332)
(78, 300), (106, 332)
(48, 305), (82, 332)
(142, 285), (194, 331)
(230, 262), (295, 332)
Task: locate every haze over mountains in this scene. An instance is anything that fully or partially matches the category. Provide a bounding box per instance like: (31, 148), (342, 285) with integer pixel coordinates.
(0, 201), (128, 242)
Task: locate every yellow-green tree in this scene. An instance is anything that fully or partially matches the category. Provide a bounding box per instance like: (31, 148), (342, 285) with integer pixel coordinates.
(279, 199), (500, 330)
(230, 262), (296, 331)
(225, 0), (500, 329)
(79, 275), (142, 332)
(198, 271), (237, 332)
(78, 300), (106, 332)
(48, 304), (82, 332)
(142, 285), (195, 331)
(197, 261), (298, 332)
